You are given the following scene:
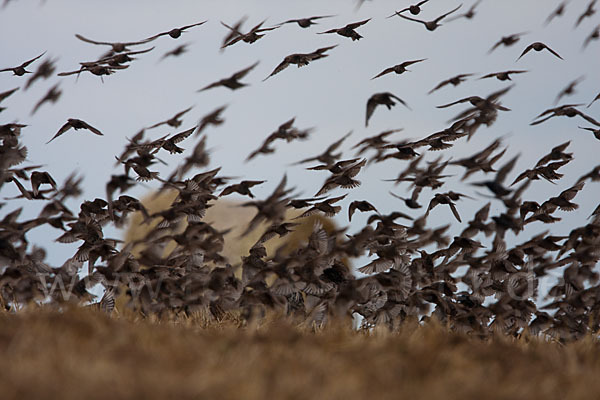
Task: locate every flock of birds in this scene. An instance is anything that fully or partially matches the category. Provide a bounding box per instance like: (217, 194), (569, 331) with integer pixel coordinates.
(1, 0), (600, 340)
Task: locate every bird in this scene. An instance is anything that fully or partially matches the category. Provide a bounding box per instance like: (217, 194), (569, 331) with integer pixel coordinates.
(147, 107), (192, 129)
(144, 21), (207, 40)
(47, 119), (103, 144)
(24, 57), (56, 90)
(371, 59), (426, 80)
(479, 70), (528, 81)
(317, 18), (370, 41)
(219, 180), (265, 198)
(159, 44), (189, 61)
(276, 15), (334, 28)
(0, 51), (46, 76)
(582, 24), (599, 49)
(445, 0), (482, 22)
(74, 34), (152, 52)
(545, 1), (568, 25)
(555, 77), (585, 105)
(394, 4), (463, 31)
(575, 0), (596, 28)
(488, 32), (528, 53)
(531, 104), (600, 126)
(221, 19), (279, 49)
(198, 61), (259, 91)
(348, 200), (378, 221)
(263, 46), (337, 81)
(428, 74), (473, 94)
(517, 42), (563, 61)
(425, 193), (465, 223)
(31, 83), (62, 115)
(387, 1), (430, 17)
(366, 93), (410, 127)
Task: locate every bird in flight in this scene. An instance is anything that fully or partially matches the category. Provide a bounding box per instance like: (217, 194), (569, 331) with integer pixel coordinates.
(263, 45), (337, 81)
(147, 106), (193, 129)
(394, 4), (462, 31)
(75, 34), (152, 53)
(220, 19), (279, 49)
(428, 73), (473, 94)
(517, 42), (563, 61)
(144, 21), (207, 40)
(47, 119), (103, 144)
(366, 92), (411, 127)
(371, 59), (426, 80)
(0, 52), (46, 76)
(488, 32), (528, 54)
(317, 19), (370, 40)
(479, 70), (528, 81)
(198, 62), (259, 91)
(387, 1), (430, 17)
(276, 15), (334, 28)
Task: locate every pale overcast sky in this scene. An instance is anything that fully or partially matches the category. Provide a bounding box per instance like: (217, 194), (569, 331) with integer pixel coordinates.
(1, 0), (599, 271)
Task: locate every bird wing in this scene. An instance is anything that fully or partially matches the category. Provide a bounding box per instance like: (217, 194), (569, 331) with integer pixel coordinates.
(516, 44), (534, 60)
(371, 67), (395, 80)
(543, 44), (563, 60)
(436, 4), (463, 23)
(233, 61), (259, 80)
(47, 121), (73, 143)
(20, 51), (46, 68)
(448, 202), (462, 223)
(81, 120), (104, 136)
(347, 18), (371, 29)
(263, 58), (291, 81)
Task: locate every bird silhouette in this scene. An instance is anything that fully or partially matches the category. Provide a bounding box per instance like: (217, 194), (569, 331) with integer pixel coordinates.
(277, 15), (334, 28)
(263, 46), (336, 81)
(317, 18), (370, 40)
(145, 21), (207, 40)
(47, 119), (103, 144)
(371, 59), (426, 80)
(198, 62), (259, 91)
(517, 42), (563, 61)
(394, 4), (462, 31)
(0, 52), (46, 76)
(366, 92), (411, 127)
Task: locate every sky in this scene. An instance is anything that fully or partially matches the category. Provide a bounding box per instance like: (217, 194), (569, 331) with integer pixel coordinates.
(1, 0), (599, 286)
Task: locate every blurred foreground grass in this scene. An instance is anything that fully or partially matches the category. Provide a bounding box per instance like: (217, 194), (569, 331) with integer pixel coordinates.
(1, 308), (599, 400)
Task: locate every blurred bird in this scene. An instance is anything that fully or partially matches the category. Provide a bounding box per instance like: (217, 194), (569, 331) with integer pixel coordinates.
(147, 107), (192, 129)
(31, 84), (62, 115)
(145, 21), (207, 40)
(366, 93), (411, 127)
(75, 34), (152, 52)
(574, 0), (596, 28)
(480, 70), (528, 81)
(199, 61), (258, 91)
(263, 45), (336, 81)
(429, 74), (473, 94)
(488, 32), (528, 53)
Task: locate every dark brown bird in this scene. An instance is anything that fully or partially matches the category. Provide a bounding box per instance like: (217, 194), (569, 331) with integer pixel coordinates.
(47, 119), (103, 144)
(390, 187), (423, 209)
(221, 19), (279, 49)
(75, 34), (152, 53)
(219, 180), (265, 198)
(31, 83), (61, 115)
(480, 70), (528, 81)
(263, 45), (337, 81)
(545, 1), (568, 25)
(488, 32), (528, 53)
(24, 58), (56, 90)
(388, 0), (430, 17)
(582, 24), (599, 49)
(575, 0), (596, 28)
(160, 43), (189, 61)
(554, 76), (585, 104)
(199, 61), (258, 91)
(145, 21), (207, 40)
(394, 4), (462, 31)
(30, 171), (57, 197)
(371, 59), (426, 80)
(472, 155), (519, 198)
(147, 106), (192, 129)
(0, 87), (19, 104)
(0, 52), (46, 76)
(428, 73), (473, 94)
(317, 18), (371, 41)
(366, 92), (411, 127)
(517, 42), (563, 61)
(277, 15), (334, 28)
(531, 104), (600, 126)
(445, 0), (482, 22)
(425, 193), (463, 223)
(348, 200), (378, 221)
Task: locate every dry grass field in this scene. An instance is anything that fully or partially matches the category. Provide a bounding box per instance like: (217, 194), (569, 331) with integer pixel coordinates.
(1, 307), (599, 400)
